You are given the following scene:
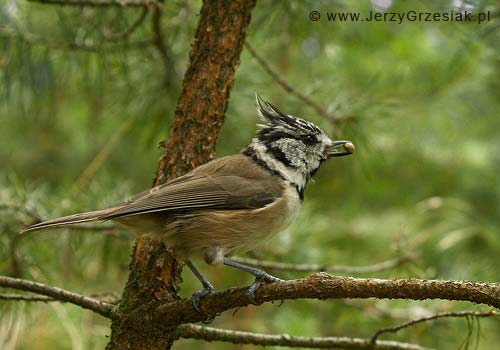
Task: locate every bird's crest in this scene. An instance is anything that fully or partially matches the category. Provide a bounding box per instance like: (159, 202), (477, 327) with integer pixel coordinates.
(255, 94), (321, 134)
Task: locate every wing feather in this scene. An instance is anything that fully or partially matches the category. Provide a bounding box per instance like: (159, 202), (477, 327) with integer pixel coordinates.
(102, 173), (282, 220)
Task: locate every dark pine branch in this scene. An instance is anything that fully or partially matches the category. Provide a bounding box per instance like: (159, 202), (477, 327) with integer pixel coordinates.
(0, 275), (114, 318)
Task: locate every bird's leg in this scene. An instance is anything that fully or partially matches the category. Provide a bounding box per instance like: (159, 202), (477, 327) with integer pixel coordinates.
(223, 258), (283, 304)
(185, 260), (215, 312)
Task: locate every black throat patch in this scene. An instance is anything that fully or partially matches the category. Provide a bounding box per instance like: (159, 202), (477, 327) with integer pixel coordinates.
(294, 184), (305, 201)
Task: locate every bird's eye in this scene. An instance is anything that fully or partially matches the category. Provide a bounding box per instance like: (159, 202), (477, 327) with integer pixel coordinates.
(301, 135), (317, 146)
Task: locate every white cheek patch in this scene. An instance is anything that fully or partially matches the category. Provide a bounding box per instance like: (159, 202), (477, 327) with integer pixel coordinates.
(274, 139), (322, 172)
(275, 139), (306, 169)
(250, 140), (307, 189)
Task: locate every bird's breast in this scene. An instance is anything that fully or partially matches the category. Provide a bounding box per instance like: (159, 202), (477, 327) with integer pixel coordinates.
(166, 183), (302, 257)
(254, 183), (301, 236)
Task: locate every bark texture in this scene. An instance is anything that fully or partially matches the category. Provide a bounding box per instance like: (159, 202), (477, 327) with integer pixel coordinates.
(154, 273), (500, 326)
(106, 0), (256, 348)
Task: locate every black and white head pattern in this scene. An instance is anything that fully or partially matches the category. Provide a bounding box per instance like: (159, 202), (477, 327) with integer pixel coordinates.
(244, 95), (335, 196)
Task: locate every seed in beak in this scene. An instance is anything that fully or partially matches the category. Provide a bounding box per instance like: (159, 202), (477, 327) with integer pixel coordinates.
(343, 142), (355, 154)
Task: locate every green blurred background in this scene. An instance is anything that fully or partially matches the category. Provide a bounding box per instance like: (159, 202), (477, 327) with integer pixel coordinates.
(1, 0), (499, 349)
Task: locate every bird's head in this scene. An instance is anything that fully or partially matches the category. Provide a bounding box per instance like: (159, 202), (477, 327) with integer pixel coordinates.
(245, 95), (354, 192)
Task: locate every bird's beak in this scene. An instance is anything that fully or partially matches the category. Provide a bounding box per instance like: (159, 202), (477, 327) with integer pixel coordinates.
(325, 140), (355, 158)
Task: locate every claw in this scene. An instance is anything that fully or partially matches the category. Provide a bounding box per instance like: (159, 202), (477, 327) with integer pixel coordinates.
(185, 260), (216, 313)
(222, 257), (284, 305)
(245, 278), (262, 305)
(191, 285), (215, 312)
(245, 273), (284, 305)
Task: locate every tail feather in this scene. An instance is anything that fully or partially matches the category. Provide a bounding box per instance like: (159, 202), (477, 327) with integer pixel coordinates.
(20, 207), (118, 234)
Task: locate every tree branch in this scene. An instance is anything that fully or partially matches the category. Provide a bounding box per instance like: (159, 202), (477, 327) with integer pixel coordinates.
(0, 292), (120, 304)
(176, 324), (431, 350)
(231, 254), (415, 274)
(27, 0), (156, 7)
(370, 310), (498, 344)
(0, 275), (114, 318)
(244, 42), (353, 126)
(154, 273), (500, 326)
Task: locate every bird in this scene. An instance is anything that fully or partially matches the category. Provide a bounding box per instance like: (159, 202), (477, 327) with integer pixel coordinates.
(21, 95), (355, 311)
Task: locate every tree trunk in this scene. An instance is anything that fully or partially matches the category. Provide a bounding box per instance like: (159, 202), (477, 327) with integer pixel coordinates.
(106, 0), (256, 348)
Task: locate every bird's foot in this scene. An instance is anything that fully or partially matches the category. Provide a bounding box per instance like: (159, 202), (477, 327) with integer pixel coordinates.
(246, 272), (284, 305)
(191, 284), (215, 312)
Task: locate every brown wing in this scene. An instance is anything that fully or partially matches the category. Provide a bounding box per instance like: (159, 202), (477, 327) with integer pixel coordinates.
(102, 155), (283, 220)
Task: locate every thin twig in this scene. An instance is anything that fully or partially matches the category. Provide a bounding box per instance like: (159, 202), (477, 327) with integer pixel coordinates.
(0, 293), (55, 302)
(370, 310), (498, 345)
(0, 275), (114, 318)
(176, 324), (431, 350)
(151, 0), (176, 88)
(28, 0), (157, 7)
(244, 42), (353, 126)
(152, 0), (166, 57)
(0, 292), (120, 304)
(231, 254), (415, 274)
(101, 6), (150, 40)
